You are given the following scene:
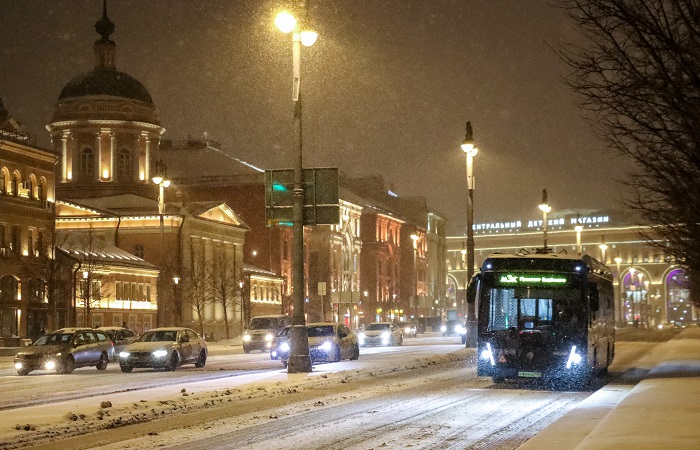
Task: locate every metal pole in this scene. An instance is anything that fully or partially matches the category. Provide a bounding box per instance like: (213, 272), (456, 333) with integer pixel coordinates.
(542, 209), (548, 250)
(158, 183), (165, 327)
(464, 152), (477, 347)
(287, 6), (311, 373)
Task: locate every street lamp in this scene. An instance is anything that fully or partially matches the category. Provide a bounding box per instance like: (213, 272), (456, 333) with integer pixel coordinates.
(152, 159), (170, 327)
(410, 232), (419, 318)
(276, 2), (317, 373)
(172, 276), (180, 325)
(575, 225), (583, 256)
(461, 121), (478, 347)
(538, 189), (551, 251)
(82, 270), (89, 327)
(614, 256), (623, 326)
(599, 236), (608, 263)
(461, 244), (467, 319)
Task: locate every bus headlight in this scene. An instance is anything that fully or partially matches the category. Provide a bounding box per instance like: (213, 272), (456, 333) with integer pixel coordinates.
(566, 345), (582, 369)
(481, 343), (496, 366)
(456, 325), (466, 335)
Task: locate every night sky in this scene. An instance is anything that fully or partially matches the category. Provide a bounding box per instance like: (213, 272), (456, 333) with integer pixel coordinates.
(0, 0), (629, 231)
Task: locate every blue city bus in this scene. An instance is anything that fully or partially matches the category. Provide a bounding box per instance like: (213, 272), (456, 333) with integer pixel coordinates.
(469, 253), (615, 384)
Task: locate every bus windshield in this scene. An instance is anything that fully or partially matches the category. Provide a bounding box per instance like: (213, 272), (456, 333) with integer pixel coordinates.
(485, 286), (585, 332)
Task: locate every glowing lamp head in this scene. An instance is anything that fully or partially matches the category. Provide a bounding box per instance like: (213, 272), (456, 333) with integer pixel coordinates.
(301, 30), (318, 46)
(152, 175), (163, 185)
(461, 143), (478, 158)
(275, 11), (297, 33)
(538, 203), (551, 213)
(162, 179), (171, 188)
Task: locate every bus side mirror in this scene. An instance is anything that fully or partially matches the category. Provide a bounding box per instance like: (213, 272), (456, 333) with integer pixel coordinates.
(589, 282), (600, 312)
(466, 274), (481, 304)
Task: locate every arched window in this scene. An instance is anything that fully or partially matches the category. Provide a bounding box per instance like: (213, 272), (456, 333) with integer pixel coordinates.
(27, 177), (35, 199)
(0, 275), (19, 302)
(37, 179), (45, 202)
(80, 148), (94, 177)
(11, 173), (19, 196)
(666, 269), (690, 326)
(117, 149), (132, 180)
(0, 168), (6, 194)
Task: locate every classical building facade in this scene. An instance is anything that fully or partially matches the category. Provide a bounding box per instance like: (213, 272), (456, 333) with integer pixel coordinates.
(447, 209), (696, 328)
(45, 6), (249, 339)
(0, 100), (58, 343)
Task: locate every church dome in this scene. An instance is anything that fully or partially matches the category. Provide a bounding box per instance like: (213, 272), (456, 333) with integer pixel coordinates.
(58, 70), (153, 104)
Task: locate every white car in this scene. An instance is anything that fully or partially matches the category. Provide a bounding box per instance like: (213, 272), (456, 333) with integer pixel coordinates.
(358, 322), (403, 347)
(118, 327), (207, 372)
(277, 322), (360, 366)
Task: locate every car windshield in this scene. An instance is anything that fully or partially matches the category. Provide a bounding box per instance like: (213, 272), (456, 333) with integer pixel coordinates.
(139, 330), (178, 342)
(307, 326), (334, 337)
(33, 333), (73, 345)
(103, 330), (117, 339)
(249, 318), (278, 330)
(365, 323), (390, 331)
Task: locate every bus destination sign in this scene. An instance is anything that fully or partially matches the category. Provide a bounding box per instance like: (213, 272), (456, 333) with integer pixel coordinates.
(498, 274), (568, 285)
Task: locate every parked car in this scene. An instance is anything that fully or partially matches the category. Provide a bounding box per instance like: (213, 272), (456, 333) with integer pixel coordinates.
(98, 326), (138, 360)
(358, 322), (403, 347)
(13, 328), (113, 375)
(270, 326), (292, 360)
(396, 321), (417, 338)
(276, 322), (360, 367)
(441, 320), (467, 341)
(118, 327), (207, 372)
(242, 315), (293, 353)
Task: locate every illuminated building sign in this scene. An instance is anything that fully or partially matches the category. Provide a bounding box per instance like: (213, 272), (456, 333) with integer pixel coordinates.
(473, 214), (610, 233)
(499, 274), (568, 285)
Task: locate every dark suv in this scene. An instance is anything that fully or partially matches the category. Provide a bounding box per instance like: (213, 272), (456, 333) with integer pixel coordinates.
(14, 328), (114, 375)
(242, 315), (293, 353)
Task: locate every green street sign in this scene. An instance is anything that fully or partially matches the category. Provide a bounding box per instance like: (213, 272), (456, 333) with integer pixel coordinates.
(265, 167), (340, 226)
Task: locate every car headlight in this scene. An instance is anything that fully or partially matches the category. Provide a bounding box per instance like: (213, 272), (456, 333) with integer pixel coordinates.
(119, 351), (130, 358)
(566, 346), (582, 369)
(14, 362), (23, 370)
(320, 341), (333, 351)
(44, 360), (56, 370)
(456, 325), (466, 334)
(358, 332), (365, 340)
(280, 342), (290, 352)
(441, 325), (447, 332)
(381, 331), (391, 339)
(152, 349), (168, 358)
(243, 334), (251, 342)
(265, 333), (274, 342)
(405, 327), (411, 334)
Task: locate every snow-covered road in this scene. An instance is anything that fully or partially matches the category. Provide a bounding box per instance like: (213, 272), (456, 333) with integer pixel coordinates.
(0, 331), (670, 449)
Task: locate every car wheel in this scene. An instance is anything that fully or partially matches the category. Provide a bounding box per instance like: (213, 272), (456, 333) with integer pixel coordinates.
(350, 344), (359, 360)
(61, 356), (75, 374)
(16, 369), (30, 376)
(194, 349), (207, 368)
(120, 365), (133, 373)
(398, 336), (403, 346)
(96, 352), (108, 370)
(168, 352), (179, 371)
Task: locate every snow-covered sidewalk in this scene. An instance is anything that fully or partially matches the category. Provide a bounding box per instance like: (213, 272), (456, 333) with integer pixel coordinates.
(518, 328), (700, 450)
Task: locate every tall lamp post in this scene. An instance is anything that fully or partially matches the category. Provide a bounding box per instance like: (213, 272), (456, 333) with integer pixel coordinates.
(276, 3), (317, 373)
(538, 189), (551, 252)
(410, 232), (419, 318)
(152, 159), (170, 327)
(575, 225), (583, 256)
(599, 237), (608, 263)
(461, 121), (478, 347)
(614, 256), (623, 326)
